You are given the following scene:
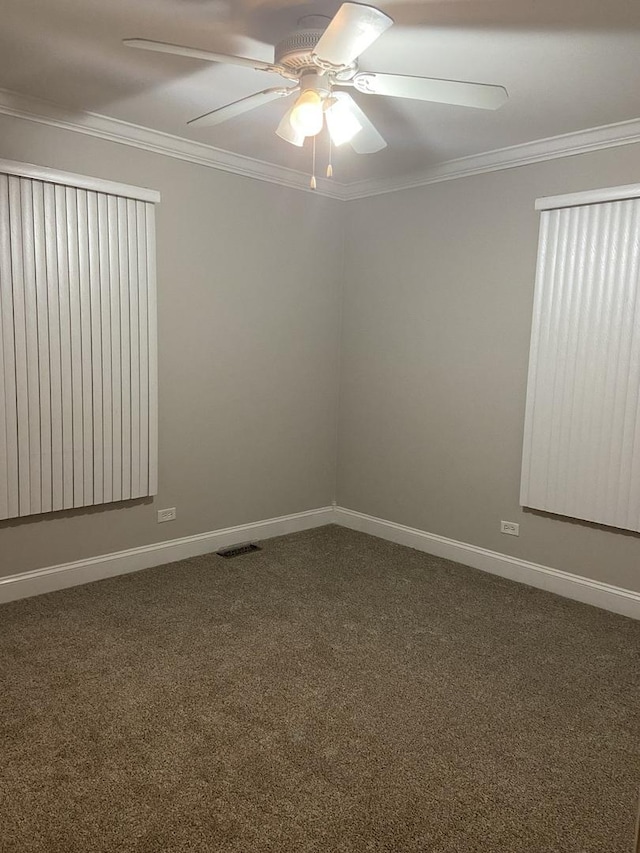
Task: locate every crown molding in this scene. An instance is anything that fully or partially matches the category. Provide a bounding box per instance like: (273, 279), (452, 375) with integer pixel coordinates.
(0, 88), (348, 201)
(2, 87), (640, 202)
(342, 116), (640, 199)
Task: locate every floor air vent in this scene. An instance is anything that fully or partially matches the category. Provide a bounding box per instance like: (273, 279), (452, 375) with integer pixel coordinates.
(216, 542), (262, 558)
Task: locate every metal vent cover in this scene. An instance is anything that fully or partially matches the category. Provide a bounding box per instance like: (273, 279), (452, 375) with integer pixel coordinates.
(216, 542), (262, 558)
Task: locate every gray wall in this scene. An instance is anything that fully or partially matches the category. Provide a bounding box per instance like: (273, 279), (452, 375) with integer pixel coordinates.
(2, 112), (639, 595)
(338, 145), (640, 593)
(0, 114), (343, 577)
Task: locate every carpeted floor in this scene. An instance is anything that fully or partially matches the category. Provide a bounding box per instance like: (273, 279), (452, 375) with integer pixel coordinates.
(1, 525), (639, 852)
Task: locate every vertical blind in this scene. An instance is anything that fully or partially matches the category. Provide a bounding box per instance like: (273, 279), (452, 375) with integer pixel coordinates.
(520, 184), (640, 533)
(0, 161), (159, 520)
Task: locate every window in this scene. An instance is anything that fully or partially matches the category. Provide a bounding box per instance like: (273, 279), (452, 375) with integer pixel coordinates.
(521, 183), (640, 532)
(0, 160), (159, 519)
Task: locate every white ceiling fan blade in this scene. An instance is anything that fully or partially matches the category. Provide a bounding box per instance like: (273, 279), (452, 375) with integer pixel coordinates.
(312, 3), (393, 67)
(123, 38), (286, 75)
(333, 92), (386, 153)
(353, 72), (508, 110)
(188, 88), (294, 128)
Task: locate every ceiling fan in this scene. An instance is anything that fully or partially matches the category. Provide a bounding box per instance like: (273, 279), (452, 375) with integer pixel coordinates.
(124, 2), (508, 184)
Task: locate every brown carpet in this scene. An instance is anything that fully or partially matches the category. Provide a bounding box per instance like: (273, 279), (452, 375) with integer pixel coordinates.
(1, 524), (639, 852)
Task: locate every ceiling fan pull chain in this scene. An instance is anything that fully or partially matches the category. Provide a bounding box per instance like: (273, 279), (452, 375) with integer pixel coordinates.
(326, 131), (333, 178)
(310, 135), (317, 190)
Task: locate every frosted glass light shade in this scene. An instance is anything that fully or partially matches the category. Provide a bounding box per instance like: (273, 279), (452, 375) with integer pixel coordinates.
(325, 99), (362, 146)
(276, 106), (305, 146)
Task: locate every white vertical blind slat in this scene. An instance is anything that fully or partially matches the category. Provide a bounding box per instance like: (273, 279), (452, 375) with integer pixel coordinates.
(146, 203), (158, 497)
(551, 207), (584, 514)
(578, 204), (609, 521)
(66, 187), (84, 506)
(136, 202), (149, 497)
(56, 185), (74, 508)
(107, 195), (122, 502)
(521, 197), (640, 532)
(0, 174), (17, 518)
(0, 177), (7, 519)
(564, 206), (595, 515)
(618, 208), (640, 528)
(77, 190), (94, 506)
(127, 198), (141, 498)
(20, 179), (43, 516)
(44, 183), (64, 511)
(520, 213), (547, 503)
(595, 202), (626, 522)
(9, 177), (31, 515)
(97, 193), (113, 504)
(541, 207), (568, 510)
(117, 196), (131, 501)
(32, 181), (52, 513)
(87, 191), (103, 505)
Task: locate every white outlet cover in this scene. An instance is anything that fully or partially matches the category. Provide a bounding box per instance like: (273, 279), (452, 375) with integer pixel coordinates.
(157, 507), (177, 523)
(500, 520), (519, 536)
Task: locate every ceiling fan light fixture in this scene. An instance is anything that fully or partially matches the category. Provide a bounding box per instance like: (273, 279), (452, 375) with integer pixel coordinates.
(290, 89), (325, 137)
(126, 2), (508, 163)
(325, 99), (362, 146)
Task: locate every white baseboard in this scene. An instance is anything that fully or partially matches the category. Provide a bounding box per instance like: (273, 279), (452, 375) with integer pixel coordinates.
(0, 507), (334, 604)
(335, 507), (640, 620)
(3, 504), (639, 620)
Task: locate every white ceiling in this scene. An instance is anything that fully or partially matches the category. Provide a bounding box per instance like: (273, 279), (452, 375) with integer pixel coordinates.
(3, 0), (640, 185)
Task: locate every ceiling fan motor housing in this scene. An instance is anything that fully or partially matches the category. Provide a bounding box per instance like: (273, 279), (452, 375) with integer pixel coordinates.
(274, 29), (324, 71)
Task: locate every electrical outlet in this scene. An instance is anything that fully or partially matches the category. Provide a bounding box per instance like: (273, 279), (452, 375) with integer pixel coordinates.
(500, 520), (519, 536)
(157, 507), (176, 523)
